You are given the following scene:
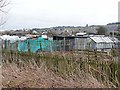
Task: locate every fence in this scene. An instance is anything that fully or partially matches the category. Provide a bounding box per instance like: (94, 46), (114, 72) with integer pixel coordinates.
(0, 39), (75, 53)
(1, 39), (120, 53)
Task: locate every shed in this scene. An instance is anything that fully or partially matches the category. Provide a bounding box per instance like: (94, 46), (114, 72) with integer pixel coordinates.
(89, 36), (119, 50)
(53, 35), (75, 51)
(53, 35), (89, 50)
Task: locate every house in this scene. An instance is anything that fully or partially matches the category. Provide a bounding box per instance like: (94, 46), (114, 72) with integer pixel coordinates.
(81, 26), (98, 35)
(105, 22), (120, 36)
(11, 30), (25, 36)
(32, 30), (39, 34)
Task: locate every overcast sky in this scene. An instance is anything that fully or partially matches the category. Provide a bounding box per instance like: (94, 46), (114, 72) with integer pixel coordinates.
(1, 0), (119, 30)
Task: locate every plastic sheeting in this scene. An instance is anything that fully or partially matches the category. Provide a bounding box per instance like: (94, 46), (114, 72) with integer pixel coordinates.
(0, 35), (28, 43)
(0, 35), (19, 43)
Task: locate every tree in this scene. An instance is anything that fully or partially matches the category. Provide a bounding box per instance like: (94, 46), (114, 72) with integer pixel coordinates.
(97, 26), (107, 35)
(0, 0), (10, 26)
(0, 0), (9, 12)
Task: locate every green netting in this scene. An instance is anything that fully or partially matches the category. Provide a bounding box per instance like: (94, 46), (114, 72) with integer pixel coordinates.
(18, 37), (54, 53)
(18, 40), (28, 52)
(3, 37), (74, 52)
(29, 39), (40, 52)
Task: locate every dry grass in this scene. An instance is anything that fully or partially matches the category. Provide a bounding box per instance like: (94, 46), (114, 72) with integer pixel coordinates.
(2, 63), (105, 88)
(2, 50), (120, 88)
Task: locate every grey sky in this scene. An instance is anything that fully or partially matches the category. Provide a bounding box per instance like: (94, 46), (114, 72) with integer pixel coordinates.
(1, 0), (119, 30)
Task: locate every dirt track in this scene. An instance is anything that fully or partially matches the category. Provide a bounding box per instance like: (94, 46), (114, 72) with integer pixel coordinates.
(2, 63), (106, 88)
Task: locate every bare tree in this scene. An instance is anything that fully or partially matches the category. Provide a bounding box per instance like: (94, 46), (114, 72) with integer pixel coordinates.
(0, 0), (10, 26)
(0, 0), (9, 12)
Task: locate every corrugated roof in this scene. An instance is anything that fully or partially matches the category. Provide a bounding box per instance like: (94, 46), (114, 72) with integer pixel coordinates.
(90, 37), (104, 43)
(90, 36), (114, 43)
(101, 37), (113, 43)
(109, 37), (119, 43)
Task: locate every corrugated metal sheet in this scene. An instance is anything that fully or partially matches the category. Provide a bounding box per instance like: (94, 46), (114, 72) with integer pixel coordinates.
(75, 38), (87, 50)
(90, 37), (103, 43)
(101, 37), (113, 43)
(109, 37), (119, 43)
(90, 36), (113, 43)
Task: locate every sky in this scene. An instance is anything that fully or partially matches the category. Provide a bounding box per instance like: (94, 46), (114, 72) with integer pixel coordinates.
(0, 0), (119, 30)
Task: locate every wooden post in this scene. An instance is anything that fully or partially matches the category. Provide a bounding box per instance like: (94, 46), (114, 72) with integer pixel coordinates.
(28, 41), (30, 52)
(40, 41), (42, 51)
(4, 40), (7, 50)
(64, 37), (66, 51)
(8, 40), (10, 51)
(1, 40), (3, 50)
(16, 41), (18, 52)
